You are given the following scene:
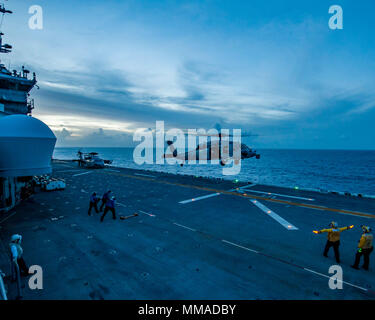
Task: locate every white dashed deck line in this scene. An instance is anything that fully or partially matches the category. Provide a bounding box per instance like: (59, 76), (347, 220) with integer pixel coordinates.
(173, 222), (196, 232)
(73, 171), (92, 177)
(222, 240), (259, 253)
(134, 173), (156, 178)
(250, 200), (299, 230)
(303, 268), (368, 292)
(239, 188), (315, 201)
(222, 239), (368, 293)
(139, 210), (156, 217)
(179, 193), (221, 204)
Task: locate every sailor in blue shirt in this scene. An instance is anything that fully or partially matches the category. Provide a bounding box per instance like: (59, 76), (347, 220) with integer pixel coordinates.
(100, 190), (112, 212)
(88, 192), (100, 216)
(100, 196), (117, 222)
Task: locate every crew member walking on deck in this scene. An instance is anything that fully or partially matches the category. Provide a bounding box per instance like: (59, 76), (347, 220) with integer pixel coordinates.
(314, 222), (353, 263)
(351, 225), (373, 270)
(100, 190), (111, 212)
(88, 192), (99, 216)
(100, 196), (117, 222)
(9, 234), (29, 277)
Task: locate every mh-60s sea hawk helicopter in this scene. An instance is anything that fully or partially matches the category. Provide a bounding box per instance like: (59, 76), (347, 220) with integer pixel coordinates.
(163, 124), (260, 167)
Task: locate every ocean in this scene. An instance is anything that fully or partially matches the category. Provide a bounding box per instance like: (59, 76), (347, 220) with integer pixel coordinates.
(53, 148), (375, 196)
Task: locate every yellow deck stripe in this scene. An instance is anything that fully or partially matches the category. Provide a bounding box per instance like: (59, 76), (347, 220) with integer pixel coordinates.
(91, 169), (375, 219)
(53, 160), (374, 219)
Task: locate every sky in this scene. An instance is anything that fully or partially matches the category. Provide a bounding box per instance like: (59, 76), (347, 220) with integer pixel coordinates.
(2, 0), (375, 149)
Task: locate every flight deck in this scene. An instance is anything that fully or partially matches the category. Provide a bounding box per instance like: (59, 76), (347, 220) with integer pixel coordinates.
(1, 160), (375, 300)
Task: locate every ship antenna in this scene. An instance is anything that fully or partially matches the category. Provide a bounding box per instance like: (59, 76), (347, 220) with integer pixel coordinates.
(0, 2), (12, 30)
(0, 1), (12, 54)
(0, 11), (4, 31)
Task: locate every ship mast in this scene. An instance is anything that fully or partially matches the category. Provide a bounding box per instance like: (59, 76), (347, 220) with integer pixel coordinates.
(0, 3), (12, 53)
(0, 2), (37, 116)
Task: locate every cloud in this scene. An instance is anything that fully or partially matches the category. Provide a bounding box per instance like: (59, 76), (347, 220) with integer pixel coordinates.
(59, 128), (71, 139)
(54, 126), (135, 147)
(6, 0), (375, 148)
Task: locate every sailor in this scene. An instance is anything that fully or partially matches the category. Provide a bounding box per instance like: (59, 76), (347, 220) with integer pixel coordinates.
(314, 222), (353, 263)
(9, 234), (29, 276)
(100, 190), (112, 212)
(100, 196), (117, 222)
(88, 192), (99, 216)
(351, 225), (373, 270)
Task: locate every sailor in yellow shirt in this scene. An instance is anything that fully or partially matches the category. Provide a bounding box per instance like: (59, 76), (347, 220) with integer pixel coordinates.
(313, 222), (353, 263)
(351, 225), (373, 271)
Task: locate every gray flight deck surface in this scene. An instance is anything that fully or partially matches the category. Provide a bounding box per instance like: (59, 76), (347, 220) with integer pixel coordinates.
(1, 160), (375, 300)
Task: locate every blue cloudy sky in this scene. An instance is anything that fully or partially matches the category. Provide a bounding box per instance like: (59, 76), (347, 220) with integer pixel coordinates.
(3, 0), (375, 148)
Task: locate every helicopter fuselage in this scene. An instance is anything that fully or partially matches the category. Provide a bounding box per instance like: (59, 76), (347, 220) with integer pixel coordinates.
(165, 141), (260, 166)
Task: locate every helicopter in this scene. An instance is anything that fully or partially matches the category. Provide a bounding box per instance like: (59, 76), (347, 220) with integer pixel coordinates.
(163, 124), (260, 167)
(76, 150), (113, 169)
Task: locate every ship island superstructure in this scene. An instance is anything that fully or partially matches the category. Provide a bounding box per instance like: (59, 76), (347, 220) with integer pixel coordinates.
(0, 4), (37, 116)
(0, 3), (56, 212)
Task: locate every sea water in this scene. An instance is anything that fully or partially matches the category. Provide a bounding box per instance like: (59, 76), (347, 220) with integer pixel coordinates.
(53, 148), (375, 196)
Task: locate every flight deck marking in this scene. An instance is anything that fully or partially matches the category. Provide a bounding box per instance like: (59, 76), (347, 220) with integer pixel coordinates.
(73, 171), (92, 177)
(221, 239), (371, 294)
(105, 169), (120, 173)
(93, 171), (374, 296)
(222, 240), (259, 253)
(303, 268), (368, 292)
(79, 171), (373, 296)
(173, 222), (196, 232)
(139, 210), (156, 217)
(306, 207), (325, 212)
(250, 200), (298, 230)
(134, 173), (156, 178)
(238, 188), (315, 201)
(179, 193), (221, 204)
(98, 171), (375, 219)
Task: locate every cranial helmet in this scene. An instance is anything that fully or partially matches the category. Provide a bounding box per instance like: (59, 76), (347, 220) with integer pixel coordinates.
(329, 221), (338, 228)
(362, 225), (372, 233)
(10, 234), (22, 243)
